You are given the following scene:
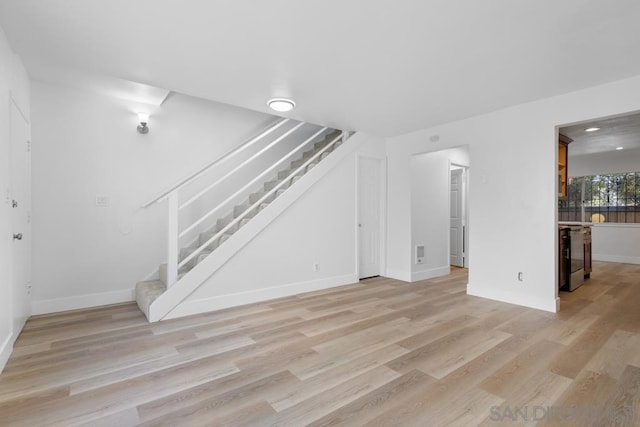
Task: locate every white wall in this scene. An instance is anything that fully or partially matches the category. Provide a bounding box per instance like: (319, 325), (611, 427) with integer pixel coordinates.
(569, 147), (640, 177)
(0, 25), (30, 372)
(408, 147), (469, 281)
(171, 134), (386, 316)
(386, 75), (640, 313)
(30, 82), (309, 313)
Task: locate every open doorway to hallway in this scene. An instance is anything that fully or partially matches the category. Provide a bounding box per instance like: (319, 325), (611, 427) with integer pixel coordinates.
(410, 145), (470, 281)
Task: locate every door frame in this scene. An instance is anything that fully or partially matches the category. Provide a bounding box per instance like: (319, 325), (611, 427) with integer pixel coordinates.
(356, 154), (387, 279)
(450, 162), (469, 268)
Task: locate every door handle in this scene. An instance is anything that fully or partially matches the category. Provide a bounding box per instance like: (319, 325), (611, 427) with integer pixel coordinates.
(13, 233), (23, 241)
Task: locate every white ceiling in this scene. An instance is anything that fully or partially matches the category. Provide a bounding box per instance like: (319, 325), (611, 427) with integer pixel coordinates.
(2, 0), (640, 136)
(561, 112), (640, 156)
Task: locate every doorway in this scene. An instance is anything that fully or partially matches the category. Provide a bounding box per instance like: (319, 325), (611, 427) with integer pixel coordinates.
(409, 145), (470, 281)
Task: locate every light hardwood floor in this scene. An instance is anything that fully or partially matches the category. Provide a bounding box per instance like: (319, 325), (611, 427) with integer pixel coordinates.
(1, 261), (639, 426)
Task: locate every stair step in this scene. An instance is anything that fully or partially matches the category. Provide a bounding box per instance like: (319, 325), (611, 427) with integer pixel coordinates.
(314, 140), (328, 150)
(290, 159), (304, 170)
(249, 190), (264, 204)
(258, 202), (269, 212)
(217, 214), (240, 231)
(320, 151), (330, 160)
(195, 251), (212, 264)
(179, 246), (198, 262)
(278, 169), (291, 180)
(199, 230), (221, 247)
(219, 233), (233, 245)
(306, 162), (317, 172)
(264, 179), (282, 191)
(135, 280), (166, 320)
(303, 148), (319, 160)
(233, 202), (250, 217)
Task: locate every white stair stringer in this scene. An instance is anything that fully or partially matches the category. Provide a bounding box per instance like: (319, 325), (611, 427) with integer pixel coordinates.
(146, 132), (365, 322)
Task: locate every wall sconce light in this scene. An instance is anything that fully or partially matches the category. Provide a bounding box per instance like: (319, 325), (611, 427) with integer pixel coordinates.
(137, 112), (150, 134)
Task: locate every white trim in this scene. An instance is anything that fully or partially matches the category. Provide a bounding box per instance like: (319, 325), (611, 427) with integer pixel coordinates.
(593, 253), (640, 265)
(0, 333), (14, 374)
(385, 268), (412, 282)
(411, 266), (450, 282)
(467, 282), (557, 313)
(31, 288), (134, 315)
(164, 273), (358, 320)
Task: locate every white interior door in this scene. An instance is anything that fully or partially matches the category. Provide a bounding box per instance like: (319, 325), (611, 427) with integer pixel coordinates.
(10, 101), (31, 336)
(358, 157), (381, 279)
(450, 168), (464, 267)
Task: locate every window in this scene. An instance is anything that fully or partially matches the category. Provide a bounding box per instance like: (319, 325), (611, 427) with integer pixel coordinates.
(559, 172), (640, 223)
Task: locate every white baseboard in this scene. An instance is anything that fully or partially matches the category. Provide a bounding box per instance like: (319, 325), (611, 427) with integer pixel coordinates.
(31, 288), (135, 315)
(467, 283), (557, 313)
(593, 253), (640, 265)
(0, 332), (14, 374)
(165, 273), (359, 320)
(411, 266), (450, 282)
(385, 268), (412, 282)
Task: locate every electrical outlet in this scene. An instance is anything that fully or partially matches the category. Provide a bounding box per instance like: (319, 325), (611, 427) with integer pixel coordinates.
(518, 272), (524, 282)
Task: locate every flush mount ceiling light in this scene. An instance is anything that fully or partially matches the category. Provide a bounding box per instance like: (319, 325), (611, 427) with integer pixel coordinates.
(585, 127), (600, 132)
(616, 146), (624, 150)
(268, 98), (296, 112)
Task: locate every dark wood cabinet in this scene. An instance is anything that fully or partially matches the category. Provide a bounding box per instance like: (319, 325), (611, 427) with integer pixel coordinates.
(559, 227), (569, 289)
(558, 133), (572, 199)
(584, 226), (592, 278)
(559, 225), (592, 291)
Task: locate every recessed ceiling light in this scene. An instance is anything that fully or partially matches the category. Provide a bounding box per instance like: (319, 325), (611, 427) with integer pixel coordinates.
(616, 146), (624, 150)
(585, 127), (600, 132)
(268, 98), (296, 112)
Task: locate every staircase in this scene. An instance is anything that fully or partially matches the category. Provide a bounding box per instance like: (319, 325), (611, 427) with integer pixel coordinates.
(136, 124), (346, 321)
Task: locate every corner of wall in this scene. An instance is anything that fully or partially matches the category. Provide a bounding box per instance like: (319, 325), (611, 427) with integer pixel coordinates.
(0, 331), (13, 375)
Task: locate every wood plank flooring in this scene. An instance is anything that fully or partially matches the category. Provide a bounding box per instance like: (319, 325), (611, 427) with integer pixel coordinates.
(1, 261), (640, 426)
